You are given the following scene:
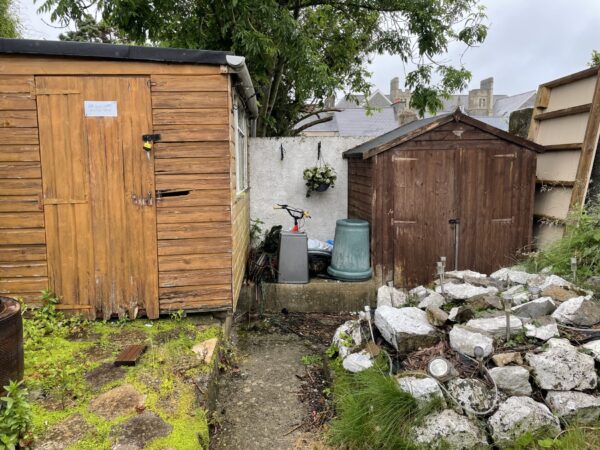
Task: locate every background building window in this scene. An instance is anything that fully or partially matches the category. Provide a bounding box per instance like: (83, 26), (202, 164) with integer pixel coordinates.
(479, 97), (487, 108)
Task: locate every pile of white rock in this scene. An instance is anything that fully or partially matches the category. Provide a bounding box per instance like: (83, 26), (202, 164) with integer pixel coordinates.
(331, 267), (600, 448)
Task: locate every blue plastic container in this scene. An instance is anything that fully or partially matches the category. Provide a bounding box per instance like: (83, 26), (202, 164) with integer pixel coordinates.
(327, 219), (372, 281)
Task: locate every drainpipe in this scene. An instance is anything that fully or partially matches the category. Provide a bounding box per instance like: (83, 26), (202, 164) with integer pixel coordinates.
(226, 55), (259, 136)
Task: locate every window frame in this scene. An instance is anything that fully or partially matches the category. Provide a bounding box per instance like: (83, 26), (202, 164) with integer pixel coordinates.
(234, 92), (249, 195)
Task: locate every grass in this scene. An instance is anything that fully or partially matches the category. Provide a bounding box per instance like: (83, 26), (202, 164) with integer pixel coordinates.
(327, 358), (443, 450)
(509, 422), (600, 450)
(524, 204), (600, 292)
(16, 294), (222, 449)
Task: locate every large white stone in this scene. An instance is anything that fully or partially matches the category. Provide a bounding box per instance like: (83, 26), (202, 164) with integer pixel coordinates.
(464, 316), (523, 338)
(449, 326), (494, 357)
(551, 296), (600, 326)
(411, 409), (488, 450)
(409, 285), (432, 300)
(490, 268), (539, 285)
(545, 391), (600, 424)
(445, 270), (487, 280)
(436, 283), (498, 300)
(511, 297), (556, 318)
(525, 341), (597, 391)
(342, 350), (373, 373)
(374, 306), (439, 352)
(524, 316), (560, 341)
(488, 396), (561, 447)
(396, 375), (445, 406)
(489, 366), (532, 396)
(581, 339), (600, 362)
(376, 285), (408, 308)
(332, 320), (362, 358)
(533, 274), (573, 291)
(417, 292), (446, 309)
(446, 378), (495, 414)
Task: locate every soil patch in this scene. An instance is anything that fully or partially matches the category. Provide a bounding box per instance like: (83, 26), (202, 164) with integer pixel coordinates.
(32, 414), (92, 450)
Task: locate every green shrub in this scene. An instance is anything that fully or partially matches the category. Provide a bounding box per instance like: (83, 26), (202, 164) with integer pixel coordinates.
(0, 381), (32, 450)
(328, 365), (443, 450)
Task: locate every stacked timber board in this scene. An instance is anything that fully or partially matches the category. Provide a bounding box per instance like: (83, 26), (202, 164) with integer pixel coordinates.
(528, 66), (600, 248)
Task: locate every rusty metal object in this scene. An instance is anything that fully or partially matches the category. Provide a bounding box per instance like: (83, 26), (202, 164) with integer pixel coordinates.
(0, 297), (24, 394)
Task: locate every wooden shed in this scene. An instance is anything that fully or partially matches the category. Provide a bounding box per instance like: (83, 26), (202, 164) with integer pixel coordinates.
(0, 39), (256, 319)
(344, 110), (543, 287)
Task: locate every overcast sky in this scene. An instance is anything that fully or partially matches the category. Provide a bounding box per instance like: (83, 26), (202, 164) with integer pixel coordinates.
(16, 0), (600, 96)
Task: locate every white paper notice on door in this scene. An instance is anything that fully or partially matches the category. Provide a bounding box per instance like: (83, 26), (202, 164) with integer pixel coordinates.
(84, 101), (118, 117)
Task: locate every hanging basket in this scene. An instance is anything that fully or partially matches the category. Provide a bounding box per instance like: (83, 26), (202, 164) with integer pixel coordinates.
(315, 182), (331, 192)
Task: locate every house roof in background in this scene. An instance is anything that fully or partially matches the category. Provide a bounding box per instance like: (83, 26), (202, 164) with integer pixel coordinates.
(493, 91), (536, 116)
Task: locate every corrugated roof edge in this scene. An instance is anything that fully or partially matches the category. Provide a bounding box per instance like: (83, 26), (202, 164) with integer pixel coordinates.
(343, 109), (544, 159)
(0, 38), (259, 124)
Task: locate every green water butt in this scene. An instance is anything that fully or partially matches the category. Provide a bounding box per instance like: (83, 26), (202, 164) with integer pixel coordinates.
(327, 219), (372, 281)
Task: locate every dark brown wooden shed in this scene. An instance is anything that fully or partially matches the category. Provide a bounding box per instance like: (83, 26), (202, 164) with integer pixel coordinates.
(343, 110), (544, 287)
(0, 39), (256, 319)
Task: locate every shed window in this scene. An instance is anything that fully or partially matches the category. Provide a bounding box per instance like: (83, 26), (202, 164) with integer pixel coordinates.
(235, 94), (248, 193)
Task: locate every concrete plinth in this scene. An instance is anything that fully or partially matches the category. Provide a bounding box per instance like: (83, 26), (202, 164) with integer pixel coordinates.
(238, 278), (377, 313)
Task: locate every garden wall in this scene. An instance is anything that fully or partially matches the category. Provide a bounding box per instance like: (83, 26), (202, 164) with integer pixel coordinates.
(249, 136), (368, 241)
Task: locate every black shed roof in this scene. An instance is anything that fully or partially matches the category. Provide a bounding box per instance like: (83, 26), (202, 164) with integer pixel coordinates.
(0, 38), (231, 65)
(343, 109), (544, 159)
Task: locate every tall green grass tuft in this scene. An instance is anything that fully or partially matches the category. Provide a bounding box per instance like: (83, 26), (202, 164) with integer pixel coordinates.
(328, 365), (443, 450)
(525, 204), (600, 289)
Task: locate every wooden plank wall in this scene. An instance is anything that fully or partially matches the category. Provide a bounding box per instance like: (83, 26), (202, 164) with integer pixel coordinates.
(151, 73), (234, 312)
(528, 67), (600, 249)
(0, 75), (48, 305)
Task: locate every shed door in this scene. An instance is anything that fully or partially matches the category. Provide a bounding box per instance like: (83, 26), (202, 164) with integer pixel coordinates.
(36, 76), (159, 319)
(391, 149), (458, 286)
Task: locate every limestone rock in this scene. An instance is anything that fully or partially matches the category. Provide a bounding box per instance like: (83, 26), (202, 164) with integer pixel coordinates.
(448, 306), (475, 323)
(409, 285), (432, 300)
(525, 340), (597, 391)
(436, 283), (498, 300)
(534, 274), (572, 291)
(490, 268), (538, 285)
(467, 295), (503, 311)
(524, 316), (559, 341)
(587, 276), (600, 288)
(445, 270), (487, 280)
(412, 409), (488, 450)
(581, 339), (600, 362)
(488, 396), (561, 448)
(192, 337), (219, 364)
(489, 366), (532, 396)
(418, 292), (446, 309)
(332, 320), (362, 358)
(426, 305), (449, 327)
(511, 297), (556, 319)
(89, 384), (146, 420)
(552, 297), (600, 326)
(374, 306), (439, 352)
(342, 350), (373, 373)
(545, 391), (600, 424)
(491, 352), (523, 367)
(396, 375), (445, 406)
(110, 411), (173, 450)
(449, 326), (494, 357)
(377, 285), (408, 308)
(464, 316), (523, 338)
(446, 378), (495, 414)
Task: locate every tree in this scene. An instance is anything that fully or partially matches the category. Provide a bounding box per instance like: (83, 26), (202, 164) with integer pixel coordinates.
(590, 50), (600, 67)
(36, 0), (487, 136)
(59, 14), (129, 44)
(0, 0), (20, 38)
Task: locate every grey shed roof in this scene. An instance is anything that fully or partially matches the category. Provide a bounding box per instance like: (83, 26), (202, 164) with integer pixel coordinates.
(343, 110), (544, 159)
(0, 38), (231, 65)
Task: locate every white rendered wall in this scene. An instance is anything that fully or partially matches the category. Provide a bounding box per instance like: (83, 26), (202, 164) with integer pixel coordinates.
(248, 136), (369, 241)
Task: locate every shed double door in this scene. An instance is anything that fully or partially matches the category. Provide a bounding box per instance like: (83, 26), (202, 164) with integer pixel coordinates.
(391, 146), (533, 287)
(36, 76), (159, 319)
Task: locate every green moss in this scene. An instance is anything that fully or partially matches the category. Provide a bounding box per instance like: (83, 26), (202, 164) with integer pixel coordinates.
(24, 310), (221, 450)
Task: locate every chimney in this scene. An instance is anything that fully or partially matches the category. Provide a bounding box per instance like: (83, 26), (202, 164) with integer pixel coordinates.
(481, 77), (494, 115)
(390, 77), (400, 103)
(396, 109), (417, 127)
(324, 94), (336, 109)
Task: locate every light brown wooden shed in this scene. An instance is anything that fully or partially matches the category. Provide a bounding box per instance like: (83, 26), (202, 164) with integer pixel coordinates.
(0, 39), (255, 319)
(344, 110), (544, 287)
